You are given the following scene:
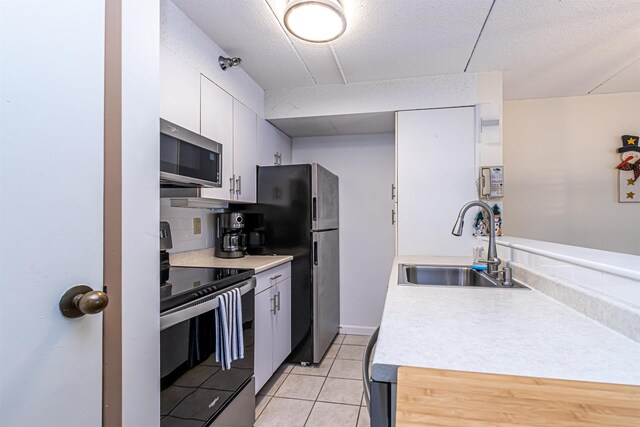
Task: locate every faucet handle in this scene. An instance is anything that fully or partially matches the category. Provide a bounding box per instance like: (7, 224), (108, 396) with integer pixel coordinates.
(478, 257), (501, 265)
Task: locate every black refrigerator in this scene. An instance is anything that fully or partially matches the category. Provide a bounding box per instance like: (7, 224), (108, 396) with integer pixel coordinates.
(240, 164), (340, 364)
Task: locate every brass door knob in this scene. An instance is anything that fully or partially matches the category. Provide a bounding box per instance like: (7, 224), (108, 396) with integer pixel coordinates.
(59, 285), (109, 318)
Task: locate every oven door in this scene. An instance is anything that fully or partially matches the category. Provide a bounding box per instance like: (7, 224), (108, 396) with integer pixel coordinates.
(160, 278), (255, 427)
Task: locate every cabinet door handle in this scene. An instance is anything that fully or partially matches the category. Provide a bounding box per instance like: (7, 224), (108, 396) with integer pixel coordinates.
(270, 296), (276, 315)
(275, 291), (281, 311)
(230, 175), (235, 199)
(391, 183), (396, 200)
(392, 209), (396, 225)
(270, 274), (282, 283)
(236, 175), (241, 195)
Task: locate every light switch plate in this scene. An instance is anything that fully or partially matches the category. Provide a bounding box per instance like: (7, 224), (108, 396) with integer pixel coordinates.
(193, 217), (202, 234)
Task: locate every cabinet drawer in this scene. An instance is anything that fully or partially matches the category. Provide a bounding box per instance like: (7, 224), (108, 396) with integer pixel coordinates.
(255, 262), (291, 295)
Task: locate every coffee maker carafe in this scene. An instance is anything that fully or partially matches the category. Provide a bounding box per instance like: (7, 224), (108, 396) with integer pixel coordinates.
(215, 212), (247, 258)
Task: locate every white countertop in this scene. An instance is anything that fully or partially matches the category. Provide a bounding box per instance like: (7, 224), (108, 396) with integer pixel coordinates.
(169, 248), (293, 274)
(371, 255), (640, 385)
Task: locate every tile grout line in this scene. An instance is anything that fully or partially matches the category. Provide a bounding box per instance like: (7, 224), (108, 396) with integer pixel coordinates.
(255, 370), (290, 424)
(257, 335), (366, 426)
(304, 348), (338, 426)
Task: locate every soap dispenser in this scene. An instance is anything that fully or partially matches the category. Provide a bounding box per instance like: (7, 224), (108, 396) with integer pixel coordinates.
(471, 235), (487, 271)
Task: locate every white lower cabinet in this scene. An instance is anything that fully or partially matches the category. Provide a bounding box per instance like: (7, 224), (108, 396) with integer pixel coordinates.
(254, 263), (292, 394)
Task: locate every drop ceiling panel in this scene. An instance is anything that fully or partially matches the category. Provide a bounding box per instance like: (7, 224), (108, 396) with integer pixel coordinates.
(331, 0), (493, 83)
(591, 60), (640, 95)
(289, 42), (345, 85)
(271, 111), (395, 137)
(169, 0), (640, 101)
(467, 0), (640, 99)
(264, 0), (345, 86)
(171, 0), (316, 89)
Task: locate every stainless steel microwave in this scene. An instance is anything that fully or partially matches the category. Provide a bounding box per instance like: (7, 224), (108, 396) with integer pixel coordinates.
(160, 118), (222, 188)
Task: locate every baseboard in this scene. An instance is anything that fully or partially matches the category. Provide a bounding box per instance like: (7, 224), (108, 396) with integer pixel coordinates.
(339, 325), (376, 335)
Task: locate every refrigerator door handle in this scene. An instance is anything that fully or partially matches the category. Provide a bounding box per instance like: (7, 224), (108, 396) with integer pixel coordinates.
(313, 241), (318, 265)
(312, 197), (317, 222)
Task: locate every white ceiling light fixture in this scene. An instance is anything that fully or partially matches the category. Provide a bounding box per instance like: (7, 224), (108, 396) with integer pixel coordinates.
(284, 0), (347, 43)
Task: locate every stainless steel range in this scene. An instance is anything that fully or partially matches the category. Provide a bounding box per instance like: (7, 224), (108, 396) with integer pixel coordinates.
(159, 223), (256, 427)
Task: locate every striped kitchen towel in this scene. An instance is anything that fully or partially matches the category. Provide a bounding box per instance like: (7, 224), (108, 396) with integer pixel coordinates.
(214, 287), (244, 370)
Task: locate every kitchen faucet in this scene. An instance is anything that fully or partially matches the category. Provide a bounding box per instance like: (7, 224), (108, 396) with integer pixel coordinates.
(451, 200), (512, 286)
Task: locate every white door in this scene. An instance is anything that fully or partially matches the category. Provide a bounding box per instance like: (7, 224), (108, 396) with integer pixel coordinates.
(272, 278), (292, 371)
(200, 75), (233, 201)
(254, 289), (274, 394)
(233, 99), (257, 203)
(0, 2), (105, 427)
(396, 107), (477, 256)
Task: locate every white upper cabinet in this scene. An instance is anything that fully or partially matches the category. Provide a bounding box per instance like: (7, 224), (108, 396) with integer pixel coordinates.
(233, 99), (257, 203)
(257, 119), (292, 166)
(160, 47), (259, 203)
(200, 75), (233, 200)
(159, 46), (200, 133)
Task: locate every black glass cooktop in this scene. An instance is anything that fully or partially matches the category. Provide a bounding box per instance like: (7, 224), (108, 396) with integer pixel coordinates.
(160, 266), (254, 313)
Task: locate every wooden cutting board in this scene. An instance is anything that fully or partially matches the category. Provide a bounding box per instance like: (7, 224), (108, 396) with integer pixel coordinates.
(396, 366), (640, 426)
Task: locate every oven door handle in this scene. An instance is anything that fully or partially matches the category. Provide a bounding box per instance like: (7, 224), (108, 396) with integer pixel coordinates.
(160, 278), (256, 332)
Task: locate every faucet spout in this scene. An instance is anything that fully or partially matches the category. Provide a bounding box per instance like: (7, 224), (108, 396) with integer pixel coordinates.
(451, 200), (499, 275)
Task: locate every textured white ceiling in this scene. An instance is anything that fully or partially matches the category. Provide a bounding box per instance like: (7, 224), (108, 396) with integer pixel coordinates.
(467, 0), (640, 100)
(171, 0), (640, 100)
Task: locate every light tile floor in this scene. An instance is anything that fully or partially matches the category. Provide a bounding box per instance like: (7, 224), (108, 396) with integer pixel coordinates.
(255, 334), (371, 427)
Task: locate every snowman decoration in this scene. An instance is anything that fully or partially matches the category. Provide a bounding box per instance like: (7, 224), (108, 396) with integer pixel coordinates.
(616, 135), (640, 203)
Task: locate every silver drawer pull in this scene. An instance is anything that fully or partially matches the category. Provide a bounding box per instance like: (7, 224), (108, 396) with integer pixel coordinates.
(270, 274), (282, 282)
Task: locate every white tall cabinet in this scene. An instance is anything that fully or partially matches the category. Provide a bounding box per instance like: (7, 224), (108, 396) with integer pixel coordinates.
(396, 107), (477, 256)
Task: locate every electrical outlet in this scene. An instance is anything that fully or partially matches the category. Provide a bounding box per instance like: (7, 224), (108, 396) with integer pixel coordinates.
(193, 217), (201, 235)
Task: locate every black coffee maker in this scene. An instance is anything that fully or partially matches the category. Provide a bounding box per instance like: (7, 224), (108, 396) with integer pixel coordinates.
(215, 213), (247, 258)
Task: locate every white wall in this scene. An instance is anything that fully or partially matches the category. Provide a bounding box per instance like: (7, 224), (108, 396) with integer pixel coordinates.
(293, 134), (396, 333)
(160, 0), (264, 116)
(503, 92), (640, 255)
(160, 199), (215, 253)
(121, 0), (160, 425)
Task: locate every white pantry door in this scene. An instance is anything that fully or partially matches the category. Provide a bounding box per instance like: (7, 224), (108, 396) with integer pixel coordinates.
(396, 107), (477, 256)
(0, 1), (106, 426)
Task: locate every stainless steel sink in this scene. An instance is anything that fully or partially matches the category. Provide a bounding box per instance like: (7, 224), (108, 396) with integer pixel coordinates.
(398, 265), (528, 289)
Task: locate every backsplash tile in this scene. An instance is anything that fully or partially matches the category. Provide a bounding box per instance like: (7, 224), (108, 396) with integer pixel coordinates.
(160, 199), (215, 253)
